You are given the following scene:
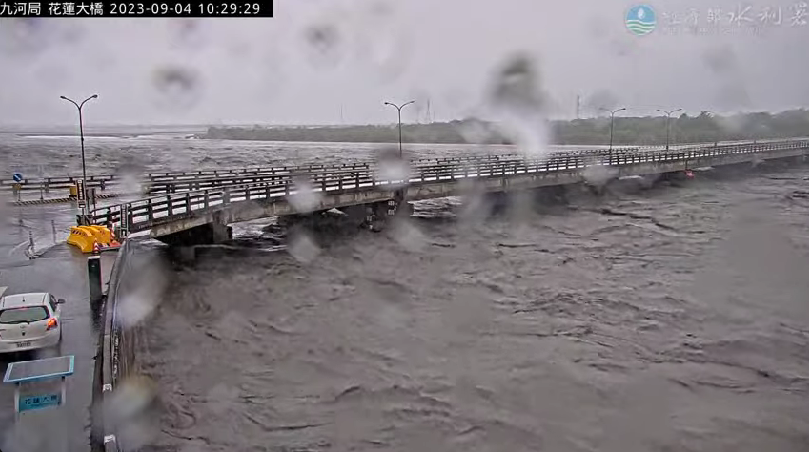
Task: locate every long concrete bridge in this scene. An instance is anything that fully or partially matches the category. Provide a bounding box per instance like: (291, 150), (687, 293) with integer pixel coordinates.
(4, 139), (799, 196)
(82, 139), (809, 246)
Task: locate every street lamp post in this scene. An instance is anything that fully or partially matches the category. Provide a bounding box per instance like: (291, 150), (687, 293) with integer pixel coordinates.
(702, 110), (720, 146)
(657, 108), (682, 151)
(61, 94), (98, 219)
(599, 107), (626, 151)
(383, 100), (415, 158)
(599, 107), (626, 165)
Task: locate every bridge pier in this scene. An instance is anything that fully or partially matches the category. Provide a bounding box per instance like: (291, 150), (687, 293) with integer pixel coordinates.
(158, 219), (232, 247)
(533, 185), (569, 204)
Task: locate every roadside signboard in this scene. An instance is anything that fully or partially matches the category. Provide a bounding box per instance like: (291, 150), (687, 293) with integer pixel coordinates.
(12, 173), (23, 183)
(121, 204), (130, 237)
(76, 179), (86, 208)
(3, 355), (74, 420)
(18, 381), (62, 412)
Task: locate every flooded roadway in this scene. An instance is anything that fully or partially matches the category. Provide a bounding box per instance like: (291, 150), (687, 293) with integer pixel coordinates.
(138, 163), (809, 451)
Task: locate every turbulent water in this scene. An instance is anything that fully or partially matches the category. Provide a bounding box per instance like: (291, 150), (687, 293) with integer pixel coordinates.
(133, 162), (809, 451)
(4, 133), (809, 451)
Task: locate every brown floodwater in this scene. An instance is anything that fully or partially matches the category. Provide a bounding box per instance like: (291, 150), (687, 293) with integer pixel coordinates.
(134, 161), (809, 452)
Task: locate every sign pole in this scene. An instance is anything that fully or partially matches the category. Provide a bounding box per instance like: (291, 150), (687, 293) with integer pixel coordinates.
(14, 382), (20, 422)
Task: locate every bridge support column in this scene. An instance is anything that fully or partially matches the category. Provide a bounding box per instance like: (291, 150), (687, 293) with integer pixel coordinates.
(361, 199), (407, 231)
(533, 185), (569, 205)
(210, 221), (232, 243)
(157, 217), (232, 247)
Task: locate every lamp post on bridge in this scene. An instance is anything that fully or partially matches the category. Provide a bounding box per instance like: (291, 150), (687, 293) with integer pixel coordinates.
(701, 110), (720, 146)
(599, 107), (626, 164)
(60, 94), (98, 220)
(657, 108), (682, 151)
(383, 100), (415, 158)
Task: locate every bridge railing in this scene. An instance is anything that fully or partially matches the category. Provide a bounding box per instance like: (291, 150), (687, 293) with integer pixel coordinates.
(75, 141), (766, 197)
(141, 152), (604, 194)
(3, 139), (776, 193)
(2, 152), (551, 192)
(89, 139), (809, 231)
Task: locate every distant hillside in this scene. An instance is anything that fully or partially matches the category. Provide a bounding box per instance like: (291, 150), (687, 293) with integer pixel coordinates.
(201, 110), (809, 146)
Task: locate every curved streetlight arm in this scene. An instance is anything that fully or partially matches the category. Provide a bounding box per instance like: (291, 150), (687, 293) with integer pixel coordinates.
(80, 94), (98, 109)
(384, 100), (416, 159)
(657, 108), (683, 116)
(600, 107), (626, 116)
(60, 96), (80, 110)
(384, 100), (416, 112)
(61, 94), (98, 111)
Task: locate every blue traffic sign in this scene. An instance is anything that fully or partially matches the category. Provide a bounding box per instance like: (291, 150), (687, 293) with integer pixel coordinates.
(19, 393), (61, 412)
(12, 173), (23, 182)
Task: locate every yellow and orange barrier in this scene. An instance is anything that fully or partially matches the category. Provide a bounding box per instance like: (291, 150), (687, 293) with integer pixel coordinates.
(67, 225), (118, 254)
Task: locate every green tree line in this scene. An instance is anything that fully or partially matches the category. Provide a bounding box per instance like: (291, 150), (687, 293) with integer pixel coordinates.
(202, 110), (809, 146)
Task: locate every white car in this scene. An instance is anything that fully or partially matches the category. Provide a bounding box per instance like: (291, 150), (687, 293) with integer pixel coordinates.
(0, 292), (64, 354)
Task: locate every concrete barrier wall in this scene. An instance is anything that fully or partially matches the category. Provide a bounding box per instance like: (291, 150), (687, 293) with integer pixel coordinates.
(91, 239), (143, 452)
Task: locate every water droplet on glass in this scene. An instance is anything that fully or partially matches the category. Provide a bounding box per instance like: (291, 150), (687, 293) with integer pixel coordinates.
(0, 18), (49, 58)
(288, 233), (320, 263)
(117, 253), (169, 327)
(288, 175), (322, 213)
(585, 89), (620, 113)
(151, 66), (202, 111)
(582, 164), (619, 187)
(393, 220), (426, 252)
(302, 23), (343, 68)
(169, 18), (207, 49)
(356, 28), (411, 82)
(374, 148), (412, 189)
(486, 53), (551, 158)
(103, 376), (158, 448)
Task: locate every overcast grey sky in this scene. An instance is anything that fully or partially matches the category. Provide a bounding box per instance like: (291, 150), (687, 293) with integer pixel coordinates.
(1, 0), (808, 126)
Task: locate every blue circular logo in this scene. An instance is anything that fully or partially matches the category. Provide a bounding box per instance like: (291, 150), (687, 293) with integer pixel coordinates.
(625, 5), (657, 36)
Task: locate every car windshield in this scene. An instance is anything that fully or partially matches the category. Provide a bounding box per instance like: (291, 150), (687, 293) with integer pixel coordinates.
(0, 306), (49, 324)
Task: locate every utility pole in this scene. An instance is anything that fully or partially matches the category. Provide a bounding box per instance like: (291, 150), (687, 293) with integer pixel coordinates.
(383, 100), (415, 158)
(576, 95), (581, 119)
(60, 94), (98, 221)
(657, 108), (683, 151)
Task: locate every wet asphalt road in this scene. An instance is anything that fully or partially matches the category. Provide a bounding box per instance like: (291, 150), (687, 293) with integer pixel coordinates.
(138, 163), (809, 452)
(0, 201), (116, 452)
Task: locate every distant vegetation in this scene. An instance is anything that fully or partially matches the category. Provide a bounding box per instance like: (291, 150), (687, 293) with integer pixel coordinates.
(202, 110), (809, 146)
